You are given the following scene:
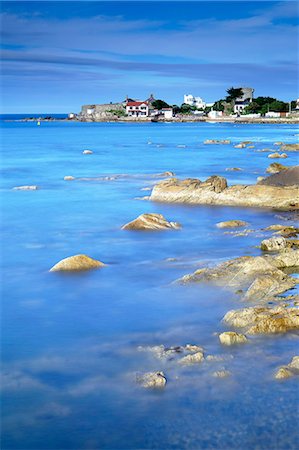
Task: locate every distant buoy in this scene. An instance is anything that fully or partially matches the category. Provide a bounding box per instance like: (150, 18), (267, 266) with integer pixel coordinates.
(37, 121), (41, 126)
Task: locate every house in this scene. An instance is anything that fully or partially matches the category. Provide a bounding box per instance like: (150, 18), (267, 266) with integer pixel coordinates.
(161, 108), (173, 119)
(126, 101), (149, 117)
(184, 94), (206, 110)
(233, 87), (254, 113)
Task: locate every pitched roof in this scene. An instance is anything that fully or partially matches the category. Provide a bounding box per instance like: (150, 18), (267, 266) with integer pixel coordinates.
(126, 101), (148, 106)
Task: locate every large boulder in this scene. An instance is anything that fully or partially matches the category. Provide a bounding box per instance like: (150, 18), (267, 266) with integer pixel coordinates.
(219, 331), (248, 345)
(150, 176), (299, 210)
(50, 254), (105, 272)
(266, 163), (288, 174)
(122, 213), (181, 231)
(223, 305), (299, 334)
(178, 351), (204, 365)
(260, 237), (288, 251)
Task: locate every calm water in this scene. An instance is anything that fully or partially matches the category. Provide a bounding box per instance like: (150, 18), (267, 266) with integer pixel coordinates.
(1, 120), (299, 449)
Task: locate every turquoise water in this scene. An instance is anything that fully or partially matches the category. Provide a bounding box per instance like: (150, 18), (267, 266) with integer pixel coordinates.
(1, 121), (299, 449)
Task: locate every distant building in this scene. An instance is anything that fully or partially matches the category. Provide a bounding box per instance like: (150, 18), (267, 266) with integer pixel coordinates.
(184, 94), (206, 109)
(126, 101), (149, 117)
(234, 87), (254, 113)
(161, 108), (173, 119)
(208, 111), (223, 119)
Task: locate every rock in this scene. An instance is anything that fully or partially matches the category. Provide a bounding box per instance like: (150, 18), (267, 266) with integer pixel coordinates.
(268, 153), (287, 159)
(266, 163), (288, 174)
(219, 331), (248, 345)
(179, 351), (204, 365)
(225, 167), (242, 171)
(274, 227), (299, 238)
(138, 345), (183, 360)
(265, 224), (296, 232)
(204, 139), (231, 145)
(82, 150), (93, 154)
(259, 166), (299, 187)
(150, 176), (299, 210)
(136, 371), (167, 388)
(275, 356), (299, 379)
(275, 367), (294, 379)
(122, 213), (181, 231)
(261, 237), (288, 252)
(64, 176), (75, 181)
(223, 305), (299, 334)
(50, 254), (105, 272)
(178, 249), (298, 299)
(248, 146), (255, 149)
(234, 143), (246, 148)
(184, 344), (204, 353)
(274, 142), (284, 146)
(12, 185), (38, 190)
(216, 220), (248, 229)
(257, 176), (265, 183)
(206, 354), (234, 362)
(280, 144), (299, 151)
(213, 370), (231, 378)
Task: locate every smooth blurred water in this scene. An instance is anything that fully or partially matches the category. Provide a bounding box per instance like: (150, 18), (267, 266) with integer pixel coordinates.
(1, 120), (299, 449)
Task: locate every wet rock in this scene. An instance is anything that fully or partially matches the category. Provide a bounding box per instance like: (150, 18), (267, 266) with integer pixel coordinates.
(259, 166), (299, 187)
(223, 305), (299, 334)
(12, 185), (38, 190)
(122, 213), (181, 231)
(136, 371), (167, 388)
(82, 150), (93, 154)
(64, 176), (75, 181)
(261, 237), (288, 252)
(204, 139), (231, 145)
(234, 143), (246, 148)
(50, 254), (105, 272)
(273, 227), (299, 238)
(178, 249), (298, 299)
(150, 176), (299, 210)
(216, 220), (248, 229)
(275, 356), (299, 379)
(266, 163), (288, 174)
(225, 167), (242, 171)
(206, 354), (234, 362)
(219, 331), (248, 345)
(268, 153), (288, 159)
(184, 344), (204, 353)
(178, 351), (204, 365)
(280, 144), (299, 151)
(138, 345), (183, 360)
(212, 370), (231, 378)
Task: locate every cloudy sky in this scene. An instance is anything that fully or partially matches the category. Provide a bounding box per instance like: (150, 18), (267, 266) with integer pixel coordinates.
(1, 1), (298, 113)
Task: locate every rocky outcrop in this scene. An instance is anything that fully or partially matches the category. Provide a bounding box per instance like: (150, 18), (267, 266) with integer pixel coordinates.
(178, 351), (204, 365)
(178, 249), (298, 300)
(122, 213), (181, 231)
(260, 237), (287, 251)
(136, 371), (167, 388)
(223, 305), (299, 334)
(266, 163), (288, 174)
(219, 331), (248, 345)
(216, 220), (248, 228)
(275, 356), (299, 379)
(50, 254), (105, 272)
(280, 144), (299, 151)
(12, 185), (38, 190)
(259, 166), (299, 187)
(150, 176), (299, 210)
(268, 153), (287, 159)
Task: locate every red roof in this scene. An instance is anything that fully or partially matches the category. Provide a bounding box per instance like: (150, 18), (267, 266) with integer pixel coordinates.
(126, 101), (148, 106)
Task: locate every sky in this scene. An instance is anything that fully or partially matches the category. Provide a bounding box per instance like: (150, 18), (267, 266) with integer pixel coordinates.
(0, 1), (298, 113)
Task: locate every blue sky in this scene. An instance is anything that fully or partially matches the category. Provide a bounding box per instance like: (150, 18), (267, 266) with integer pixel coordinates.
(1, 1), (298, 113)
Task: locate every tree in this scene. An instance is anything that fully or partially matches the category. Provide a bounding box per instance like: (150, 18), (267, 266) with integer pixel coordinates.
(151, 99), (169, 110)
(226, 87), (244, 102)
(213, 99), (225, 111)
(243, 102), (259, 114)
(180, 103), (193, 114)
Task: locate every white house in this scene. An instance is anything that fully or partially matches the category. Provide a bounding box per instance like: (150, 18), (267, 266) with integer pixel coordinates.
(184, 94), (206, 109)
(126, 101), (149, 117)
(161, 108), (173, 119)
(233, 87), (254, 113)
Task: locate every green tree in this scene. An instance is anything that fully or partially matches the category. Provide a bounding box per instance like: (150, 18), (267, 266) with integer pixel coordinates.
(226, 87), (244, 102)
(151, 99), (169, 110)
(268, 100), (288, 112)
(213, 99), (225, 111)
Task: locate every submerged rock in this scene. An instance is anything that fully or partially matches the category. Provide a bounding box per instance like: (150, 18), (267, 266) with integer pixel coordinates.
(223, 305), (299, 334)
(219, 331), (248, 345)
(225, 167), (242, 172)
(216, 220), (248, 229)
(212, 370), (231, 378)
(82, 150), (93, 154)
(122, 213), (181, 231)
(12, 185), (38, 190)
(178, 249), (298, 299)
(50, 254), (105, 272)
(136, 371), (167, 388)
(64, 176), (75, 181)
(260, 237), (287, 251)
(150, 175), (299, 210)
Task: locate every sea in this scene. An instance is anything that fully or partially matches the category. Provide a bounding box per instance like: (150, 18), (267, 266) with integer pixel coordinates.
(1, 116), (299, 450)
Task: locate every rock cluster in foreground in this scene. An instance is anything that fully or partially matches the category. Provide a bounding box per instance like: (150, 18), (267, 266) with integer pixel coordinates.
(149, 172), (299, 210)
(275, 356), (299, 379)
(122, 213), (181, 231)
